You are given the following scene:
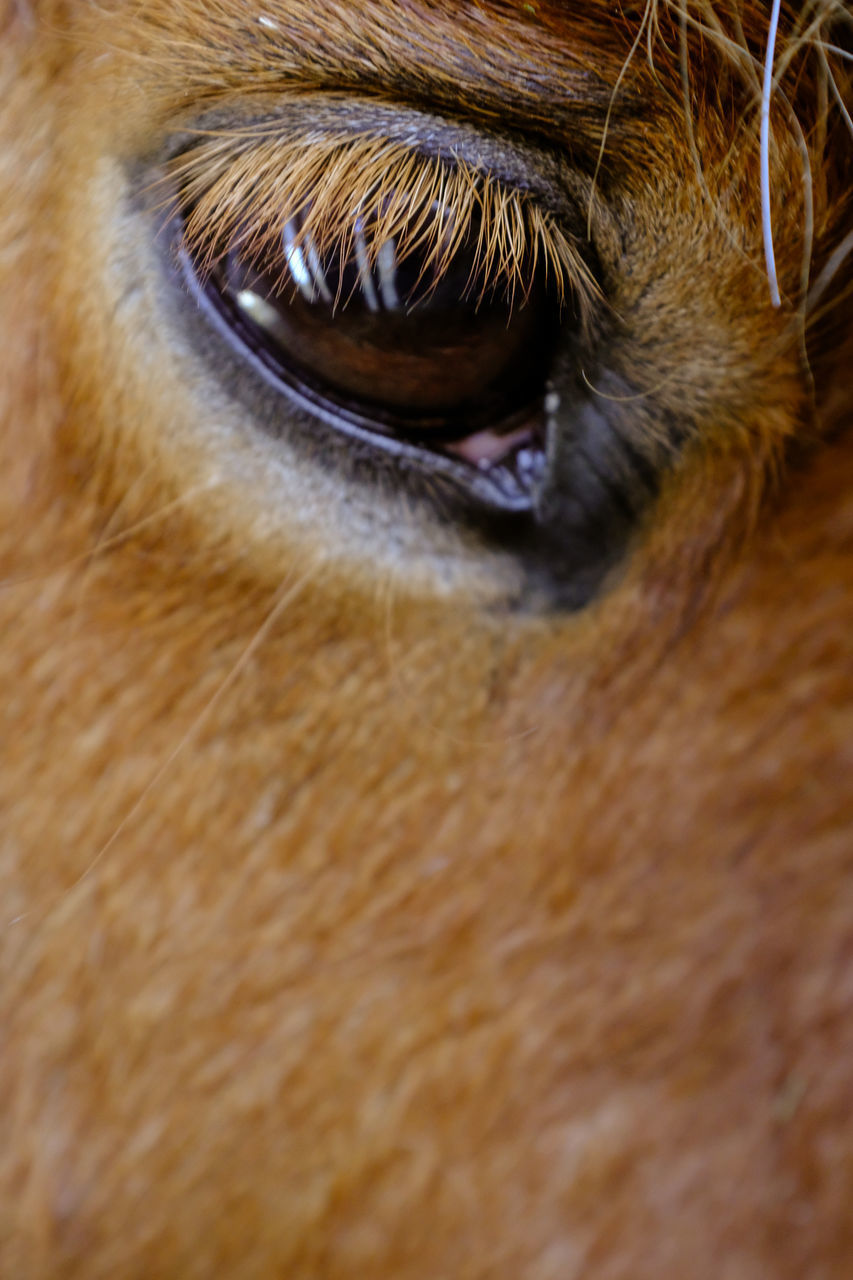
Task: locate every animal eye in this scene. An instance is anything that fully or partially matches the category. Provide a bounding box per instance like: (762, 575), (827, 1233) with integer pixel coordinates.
(168, 121), (646, 607)
(194, 201), (562, 494)
(170, 129), (598, 516)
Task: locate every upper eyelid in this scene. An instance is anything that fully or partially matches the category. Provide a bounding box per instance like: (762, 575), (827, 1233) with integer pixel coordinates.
(159, 95), (584, 223)
(159, 97), (602, 320)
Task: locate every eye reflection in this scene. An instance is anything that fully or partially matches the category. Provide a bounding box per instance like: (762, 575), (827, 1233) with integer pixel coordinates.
(279, 205), (455, 316)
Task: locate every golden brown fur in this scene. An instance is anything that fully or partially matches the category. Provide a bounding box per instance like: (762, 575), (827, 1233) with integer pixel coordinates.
(1, 1), (852, 1275)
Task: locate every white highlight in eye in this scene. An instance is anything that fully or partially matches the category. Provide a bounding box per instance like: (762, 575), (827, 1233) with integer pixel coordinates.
(303, 235), (333, 305)
(235, 289), (286, 338)
(353, 219), (380, 313)
(283, 219), (317, 302)
(376, 239), (401, 311)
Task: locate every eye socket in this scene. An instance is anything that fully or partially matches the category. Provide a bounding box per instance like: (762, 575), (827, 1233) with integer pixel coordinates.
(169, 120), (646, 609)
(171, 130), (587, 506)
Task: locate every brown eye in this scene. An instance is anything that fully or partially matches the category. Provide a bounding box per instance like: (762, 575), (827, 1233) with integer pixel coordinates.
(186, 201), (565, 491)
(220, 214), (557, 429)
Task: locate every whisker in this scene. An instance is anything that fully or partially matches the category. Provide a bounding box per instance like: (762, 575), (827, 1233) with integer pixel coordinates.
(763, 0), (790, 309)
(0, 482), (217, 593)
(588, 0), (651, 239)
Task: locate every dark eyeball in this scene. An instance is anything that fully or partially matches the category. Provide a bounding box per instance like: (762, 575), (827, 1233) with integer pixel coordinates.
(221, 208), (558, 424)
(190, 202), (565, 490)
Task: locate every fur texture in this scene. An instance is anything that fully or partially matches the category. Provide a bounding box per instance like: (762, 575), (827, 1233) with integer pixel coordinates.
(1, 2), (851, 1276)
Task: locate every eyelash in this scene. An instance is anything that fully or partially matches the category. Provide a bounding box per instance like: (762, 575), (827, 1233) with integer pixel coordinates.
(166, 128), (598, 321)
